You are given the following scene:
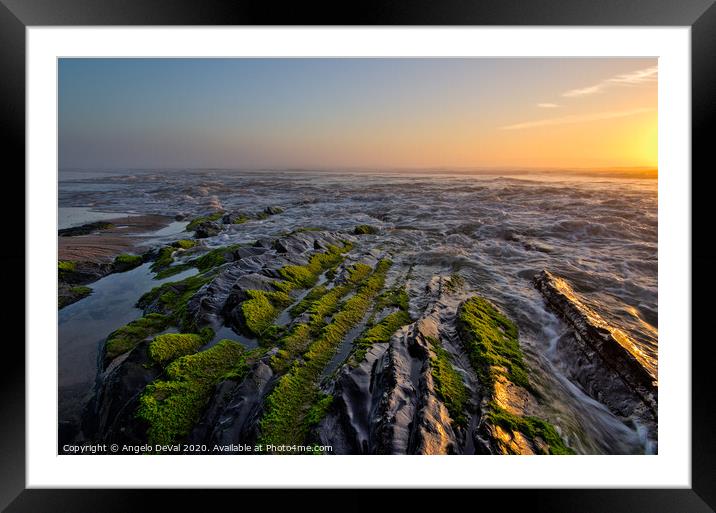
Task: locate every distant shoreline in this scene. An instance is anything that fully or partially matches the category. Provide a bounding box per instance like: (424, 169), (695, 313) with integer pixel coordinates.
(59, 167), (658, 180)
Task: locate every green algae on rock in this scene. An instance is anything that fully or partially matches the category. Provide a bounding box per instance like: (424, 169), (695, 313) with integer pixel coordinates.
(486, 403), (574, 455)
(173, 239), (196, 250)
(289, 285), (328, 317)
(444, 273), (465, 293)
(258, 259), (392, 448)
(137, 339), (248, 445)
(351, 310), (411, 365)
(429, 337), (469, 428)
(104, 313), (171, 364)
(457, 295), (573, 454)
(186, 211), (224, 231)
(349, 283), (411, 365)
(151, 246), (177, 272)
(353, 224), (379, 235)
(138, 272), (216, 331)
(152, 243), (237, 279)
(238, 289), (292, 339)
(147, 329), (214, 366)
(58, 260), (77, 273)
(273, 243), (351, 294)
(113, 253), (144, 272)
(190, 244), (240, 272)
(271, 263), (375, 371)
(58, 285), (92, 309)
(456, 296), (529, 392)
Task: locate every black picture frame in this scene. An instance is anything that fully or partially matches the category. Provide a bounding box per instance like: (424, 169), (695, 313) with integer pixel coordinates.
(2, 1), (714, 511)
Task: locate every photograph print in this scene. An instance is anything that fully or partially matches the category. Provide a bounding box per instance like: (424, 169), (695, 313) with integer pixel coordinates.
(57, 57), (658, 456)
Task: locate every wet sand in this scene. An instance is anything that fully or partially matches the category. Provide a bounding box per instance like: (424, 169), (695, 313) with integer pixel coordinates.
(58, 214), (172, 263)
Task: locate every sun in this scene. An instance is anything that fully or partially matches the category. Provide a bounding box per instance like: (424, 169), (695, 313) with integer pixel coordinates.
(637, 118), (658, 168)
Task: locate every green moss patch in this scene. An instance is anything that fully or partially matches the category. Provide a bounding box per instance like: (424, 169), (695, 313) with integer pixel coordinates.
(349, 283), (411, 365)
(239, 289), (292, 338)
(137, 339), (248, 445)
(374, 285), (410, 313)
(154, 264), (192, 280)
(113, 253), (143, 271)
(429, 337), (469, 428)
(152, 243), (237, 279)
(353, 224), (379, 235)
(486, 403), (574, 455)
(152, 240), (200, 273)
(232, 214), (250, 224)
(104, 313), (170, 363)
(173, 239), (196, 250)
(271, 324), (313, 372)
(138, 272), (214, 330)
(289, 285), (328, 317)
(147, 333), (202, 366)
(186, 211), (224, 231)
(58, 260), (76, 273)
(275, 243), (349, 292)
(59, 285), (92, 309)
(151, 246), (177, 271)
(69, 285), (92, 296)
(351, 310), (411, 364)
(190, 244), (240, 272)
(259, 259), (391, 447)
(304, 394), (333, 428)
(147, 328), (214, 366)
(272, 263), (375, 372)
(456, 296), (529, 392)
(445, 273), (465, 292)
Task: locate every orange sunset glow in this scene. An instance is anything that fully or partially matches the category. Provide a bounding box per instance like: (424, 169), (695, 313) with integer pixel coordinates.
(59, 58), (658, 172)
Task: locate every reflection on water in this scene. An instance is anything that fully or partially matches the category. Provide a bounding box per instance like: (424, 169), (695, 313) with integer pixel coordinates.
(58, 206), (140, 230)
(58, 263), (197, 423)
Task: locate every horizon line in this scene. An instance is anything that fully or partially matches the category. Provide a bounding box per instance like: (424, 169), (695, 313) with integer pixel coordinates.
(59, 165), (658, 173)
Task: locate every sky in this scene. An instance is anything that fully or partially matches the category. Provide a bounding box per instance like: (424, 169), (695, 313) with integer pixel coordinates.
(58, 58), (657, 170)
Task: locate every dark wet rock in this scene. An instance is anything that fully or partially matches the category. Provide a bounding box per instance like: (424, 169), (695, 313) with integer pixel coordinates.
(189, 271), (279, 330)
(222, 212), (249, 224)
(184, 230), (350, 331)
(58, 221), (114, 237)
(174, 213), (187, 221)
(263, 206), (284, 216)
(82, 340), (158, 443)
(58, 261), (115, 310)
(252, 238), (274, 249)
(189, 359), (276, 446)
(353, 224), (379, 235)
(194, 220), (222, 238)
(533, 270), (657, 440)
(58, 283), (92, 309)
(319, 276), (467, 454)
(237, 246), (268, 259)
(112, 254), (145, 273)
(273, 236), (313, 254)
(59, 261), (114, 285)
(375, 319), (460, 454)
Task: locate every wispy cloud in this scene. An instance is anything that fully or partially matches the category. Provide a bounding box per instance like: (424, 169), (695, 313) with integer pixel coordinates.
(562, 66), (658, 98)
(537, 103), (559, 108)
(500, 107), (652, 131)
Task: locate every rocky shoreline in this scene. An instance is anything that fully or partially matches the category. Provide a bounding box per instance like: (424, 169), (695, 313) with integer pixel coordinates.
(59, 207), (658, 454)
(58, 214), (173, 308)
(533, 270), (657, 446)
